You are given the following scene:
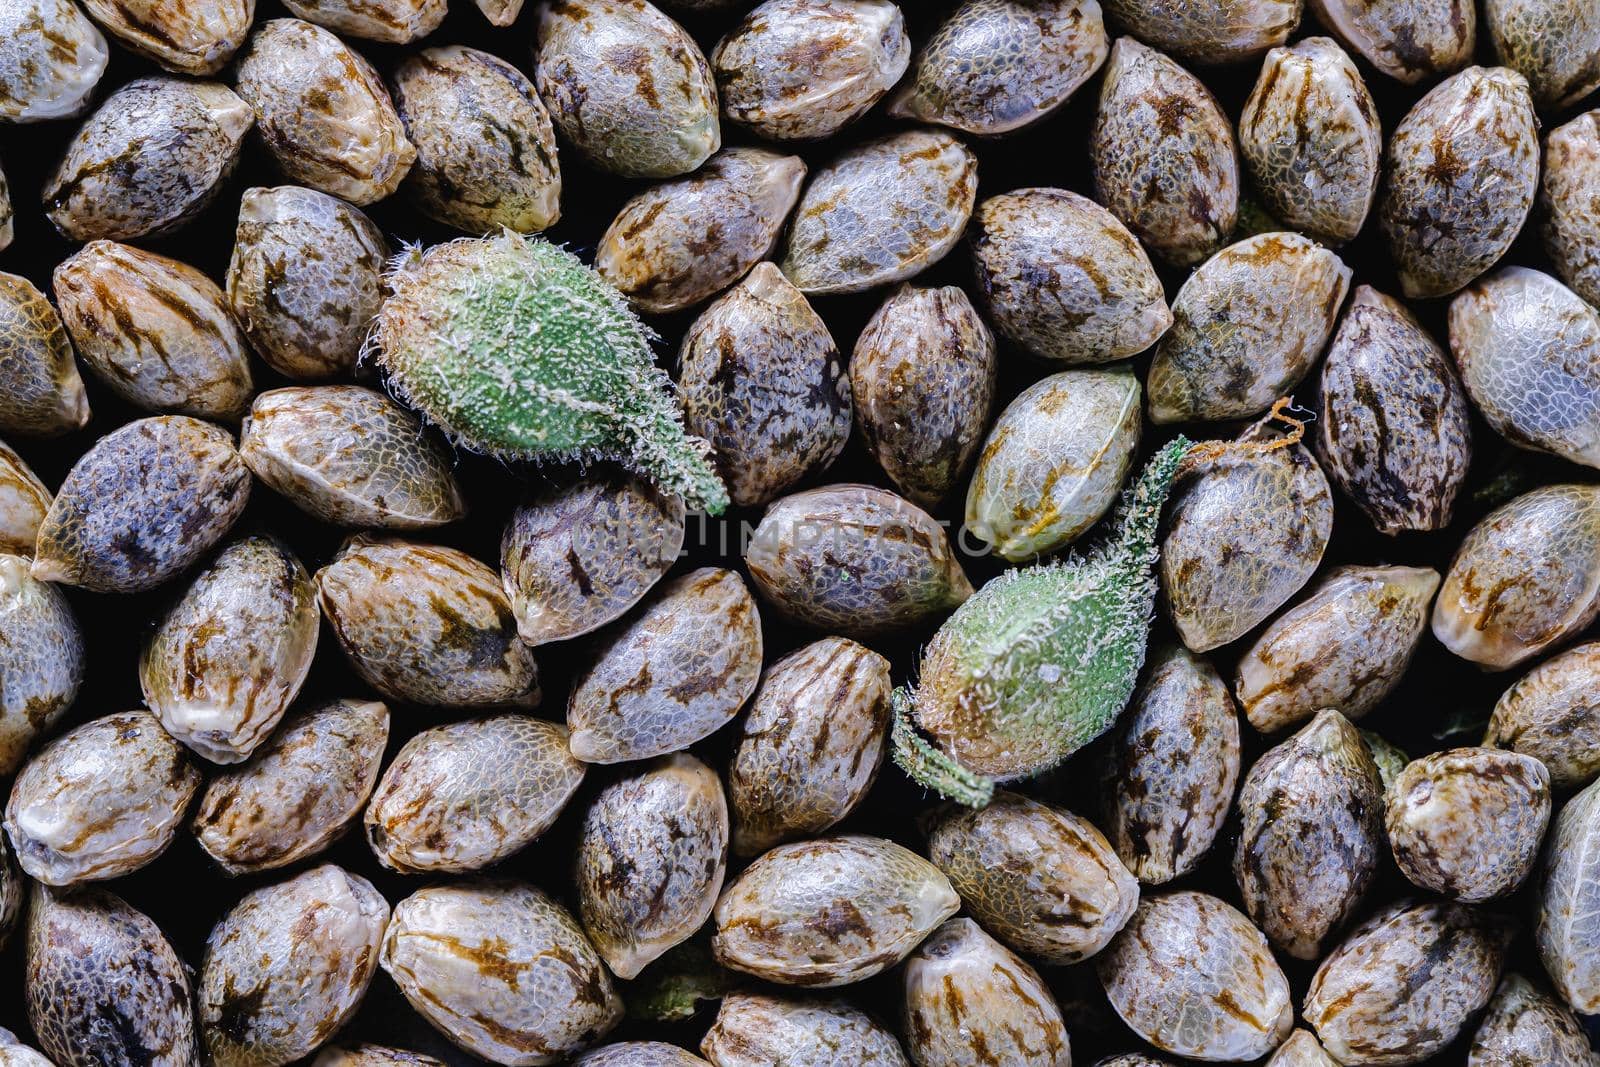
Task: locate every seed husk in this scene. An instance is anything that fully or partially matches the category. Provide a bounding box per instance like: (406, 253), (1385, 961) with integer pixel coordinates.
(0, 440), (50, 557)
(1306, 0), (1474, 83)
(1484, 0), (1600, 111)
(700, 993), (909, 1067)
(1538, 775), (1600, 1012)
(1485, 641), (1600, 789)
(0, 555), (82, 777)
(1469, 972), (1600, 1066)
(282, 0), (445, 43)
(0, 0), (108, 123)
(1100, 0), (1297, 64)
(79, 0), (251, 74)
(0, 273), (90, 439)
(1543, 110), (1600, 309)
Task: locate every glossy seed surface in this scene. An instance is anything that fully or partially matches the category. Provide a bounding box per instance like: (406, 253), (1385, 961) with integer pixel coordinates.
(1468, 973), (1600, 1066)
(0, 442), (48, 557)
(80, 0), (251, 73)
(1484, 0), (1600, 111)
(0, 555), (81, 778)
(0, 0), (108, 123)
(700, 993), (909, 1067)
(1539, 775), (1600, 1012)
(281, 0), (445, 43)
(1100, 0), (1296, 64)
(1307, 0), (1474, 83)
(0, 274), (89, 439)
(1543, 110), (1600, 309)
(1485, 641), (1600, 789)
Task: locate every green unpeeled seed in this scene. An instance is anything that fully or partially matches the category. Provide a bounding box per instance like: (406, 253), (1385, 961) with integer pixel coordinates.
(370, 232), (729, 514)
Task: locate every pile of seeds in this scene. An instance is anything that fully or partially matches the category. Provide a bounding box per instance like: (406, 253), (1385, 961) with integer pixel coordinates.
(1, 0), (1599, 1063)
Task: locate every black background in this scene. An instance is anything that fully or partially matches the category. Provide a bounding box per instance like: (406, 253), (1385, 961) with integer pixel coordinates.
(0, 0), (1597, 1062)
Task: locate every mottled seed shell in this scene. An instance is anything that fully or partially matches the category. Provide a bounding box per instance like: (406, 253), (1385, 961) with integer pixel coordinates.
(1470, 973), (1600, 1066)
(1234, 710), (1384, 959)
(700, 993), (909, 1067)
(1485, 0), (1600, 111)
(781, 129), (978, 295)
(577, 753), (728, 978)
(315, 1047), (446, 1067)
(746, 485), (972, 637)
(1236, 565), (1439, 734)
(26, 886), (198, 1067)
(366, 714), (584, 873)
(1539, 776), (1600, 1012)
(712, 835), (959, 987)
(200, 865), (389, 1067)
(140, 535), (318, 764)
(1101, 0), (1296, 64)
(0, 166), (11, 253)
(1148, 233), (1350, 424)
(194, 698), (389, 875)
(0, 0), (108, 123)
(927, 790), (1138, 964)
(1316, 286), (1474, 533)
(678, 263), (850, 508)
(534, 0), (719, 180)
(381, 882), (623, 1066)
(728, 637), (890, 857)
(1449, 267), (1600, 470)
(1240, 37), (1380, 245)
(1379, 66), (1539, 300)
(240, 386), (466, 529)
(1388, 747), (1550, 902)
(576, 1044), (710, 1067)
(1486, 642), (1600, 789)
(1544, 111), (1600, 309)
(1307, 0), (1473, 83)
(32, 416), (250, 594)
(394, 46), (561, 234)
(599, 150), (805, 315)
(226, 185), (389, 380)
(500, 471), (685, 646)
(1097, 891), (1293, 1061)
(966, 367), (1141, 562)
(0, 441), (50, 556)
(44, 77), (251, 242)
(0, 1028), (52, 1067)
(902, 918), (1071, 1067)
(232, 19), (416, 206)
(0, 273), (89, 439)
(1090, 38), (1239, 268)
(1160, 419), (1333, 653)
(0, 555), (81, 776)
(1306, 900), (1511, 1063)
(79, 0), (249, 74)
(568, 567), (760, 763)
(712, 0), (908, 141)
(5, 710), (200, 885)
(281, 0), (443, 42)
(1433, 484), (1600, 670)
(851, 285), (996, 509)
(52, 242), (255, 421)
(1271, 1030), (1341, 1066)
(1098, 643), (1241, 884)
(969, 188), (1170, 364)
(1096, 1058), (1176, 1067)
(317, 535), (540, 708)
(888, 0), (1106, 135)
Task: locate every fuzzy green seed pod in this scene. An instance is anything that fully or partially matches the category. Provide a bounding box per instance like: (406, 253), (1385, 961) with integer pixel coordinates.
(372, 233), (728, 514)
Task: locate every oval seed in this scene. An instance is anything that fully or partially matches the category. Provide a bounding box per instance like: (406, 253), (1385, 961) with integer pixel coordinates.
(534, 0), (720, 179)
(746, 484), (972, 637)
(0, 440), (50, 556)
(1379, 66), (1539, 299)
(0, 555), (82, 776)
(77, 0), (250, 74)
(366, 714), (584, 873)
(1543, 110), (1600, 309)
(240, 385), (466, 530)
(969, 187), (1170, 364)
(1270, 1030), (1341, 1067)
(1090, 38), (1238, 267)
(33, 416), (251, 594)
(1449, 266), (1600, 470)
(393, 45), (561, 234)
(1388, 747), (1551, 902)
(781, 129), (978, 295)
(199, 865), (389, 1067)
(5, 709), (200, 886)
(232, 18), (416, 206)
(0, 0), (108, 123)
(711, 834), (960, 987)
(281, 0), (444, 43)
(226, 185), (389, 380)
(599, 149), (805, 315)
(568, 567), (761, 763)
(1539, 776), (1600, 1012)
(1098, 643), (1241, 884)
(0, 272), (90, 439)
(193, 698), (389, 875)
(1469, 973), (1599, 1066)
(1147, 232), (1350, 425)
(317, 535), (540, 708)
(1305, 0), (1474, 83)
(1484, 0), (1600, 111)
(0, 1028), (51, 1067)
(1100, 0), (1296, 64)
(140, 535), (319, 764)
(700, 993), (909, 1067)
(728, 637), (890, 857)
(712, 0), (908, 142)
(500, 470), (685, 646)
(577, 1044), (711, 1067)
(314, 1047), (446, 1067)
(851, 284), (996, 509)
(1235, 565), (1440, 734)
(1485, 641), (1600, 789)
(678, 262), (850, 508)
(381, 882), (623, 1064)
(966, 366), (1142, 562)
(577, 753), (729, 978)
(43, 76), (252, 242)
(1433, 484), (1600, 670)
(1315, 286), (1473, 534)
